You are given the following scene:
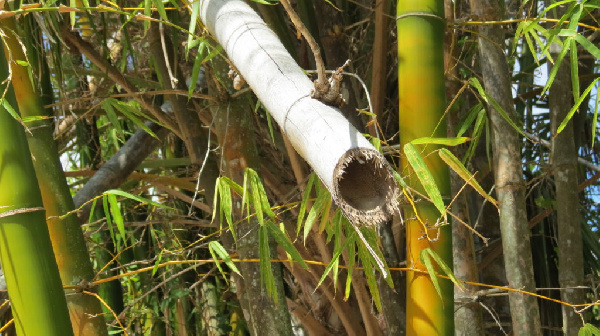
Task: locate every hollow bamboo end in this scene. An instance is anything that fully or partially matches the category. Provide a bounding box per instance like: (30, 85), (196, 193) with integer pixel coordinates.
(332, 148), (399, 226)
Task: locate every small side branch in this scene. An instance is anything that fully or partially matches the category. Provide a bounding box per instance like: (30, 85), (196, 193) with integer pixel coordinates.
(279, 0), (348, 107)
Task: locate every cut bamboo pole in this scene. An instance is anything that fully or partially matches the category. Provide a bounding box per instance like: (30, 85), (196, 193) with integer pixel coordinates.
(199, 0), (398, 225)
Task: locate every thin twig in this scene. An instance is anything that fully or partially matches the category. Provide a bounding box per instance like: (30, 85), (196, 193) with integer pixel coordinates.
(279, 0), (326, 88)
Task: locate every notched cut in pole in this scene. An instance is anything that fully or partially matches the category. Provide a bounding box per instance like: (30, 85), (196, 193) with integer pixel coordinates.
(199, 0), (399, 225)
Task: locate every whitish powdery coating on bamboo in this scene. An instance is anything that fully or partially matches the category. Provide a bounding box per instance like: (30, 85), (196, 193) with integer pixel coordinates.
(199, 0), (399, 225)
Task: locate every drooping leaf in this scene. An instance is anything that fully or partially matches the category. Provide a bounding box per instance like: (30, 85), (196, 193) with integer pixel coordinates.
(410, 137), (471, 146)
(316, 230), (355, 289)
(102, 195), (116, 248)
(107, 193), (126, 246)
(110, 99), (157, 137)
(101, 99), (124, 141)
(259, 225), (277, 302)
(578, 323), (600, 336)
(557, 78), (600, 134)
(356, 229), (383, 312)
(152, 251), (163, 277)
(303, 184), (329, 242)
(153, 0), (168, 21)
(420, 247), (465, 302)
(296, 173), (317, 236)
(0, 98), (21, 122)
(104, 189), (173, 209)
(470, 77), (525, 137)
(212, 177), (236, 241)
(438, 148), (498, 206)
(592, 87), (600, 148)
(420, 248), (443, 301)
(456, 102), (483, 137)
(186, 0), (201, 55)
(209, 240), (241, 278)
(575, 34), (600, 59)
(404, 142), (445, 216)
(265, 221), (308, 269)
(344, 232), (356, 300)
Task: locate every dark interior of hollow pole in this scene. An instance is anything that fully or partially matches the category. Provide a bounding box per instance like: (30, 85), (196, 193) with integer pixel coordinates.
(337, 156), (390, 211)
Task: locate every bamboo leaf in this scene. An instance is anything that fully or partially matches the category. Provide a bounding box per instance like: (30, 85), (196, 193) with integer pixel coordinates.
(303, 186), (328, 242)
(296, 173), (317, 236)
(153, 0), (168, 21)
(421, 247), (465, 302)
(188, 41), (206, 96)
(244, 168), (275, 226)
(578, 323), (600, 336)
(344, 232), (356, 300)
(209, 240), (241, 277)
(186, 0), (200, 54)
(213, 177), (236, 241)
(420, 248), (443, 301)
(557, 78), (600, 134)
(404, 143), (445, 216)
(101, 99), (124, 140)
(259, 225), (277, 302)
(102, 195), (116, 247)
(317, 196), (332, 233)
(357, 226), (392, 287)
(152, 251), (163, 277)
(541, 37), (571, 97)
(438, 148), (498, 206)
(316, 230), (355, 289)
(392, 170), (408, 189)
(265, 221), (308, 269)
(107, 194), (126, 245)
(104, 189), (172, 209)
(411, 137), (471, 146)
(456, 102), (483, 137)
(592, 87), (599, 148)
(331, 215), (342, 289)
(574, 34), (600, 59)
(465, 106), (487, 163)
(469, 77), (525, 137)
(111, 99), (157, 138)
(570, 39), (580, 102)
(357, 230), (383, 312)
(0, 98), (21, 122)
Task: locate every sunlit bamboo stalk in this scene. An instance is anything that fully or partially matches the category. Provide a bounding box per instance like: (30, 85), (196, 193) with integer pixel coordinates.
(397, 0), (453, 334)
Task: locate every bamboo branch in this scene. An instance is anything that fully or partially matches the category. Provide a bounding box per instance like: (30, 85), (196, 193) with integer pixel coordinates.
(61, 26), (179, 135)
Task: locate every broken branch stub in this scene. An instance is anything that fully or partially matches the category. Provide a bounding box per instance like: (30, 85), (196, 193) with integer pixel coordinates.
(199, 0), (399, 225)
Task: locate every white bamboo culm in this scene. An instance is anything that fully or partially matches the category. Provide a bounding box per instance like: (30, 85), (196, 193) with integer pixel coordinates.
(199, 0), (399, 225)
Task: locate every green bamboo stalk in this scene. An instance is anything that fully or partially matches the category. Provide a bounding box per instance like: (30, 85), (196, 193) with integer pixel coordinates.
(0, 45), (74, 336)
(397, 1), (453, 334)
(0, 16), (107, 335)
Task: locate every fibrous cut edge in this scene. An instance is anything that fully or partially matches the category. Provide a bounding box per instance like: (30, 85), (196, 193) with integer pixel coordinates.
(332, 148), (399, 225)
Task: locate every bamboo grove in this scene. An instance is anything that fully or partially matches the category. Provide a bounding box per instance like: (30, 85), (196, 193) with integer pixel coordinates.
(0, 0), (598, 335)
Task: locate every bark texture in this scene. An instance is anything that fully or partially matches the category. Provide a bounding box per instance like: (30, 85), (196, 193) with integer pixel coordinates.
(549, 41), (585, 335)
(444, 1), (484, 332)
(470, 0), (541, 334)
(73, 122), (168, 210)
(199, 0), (399, 225)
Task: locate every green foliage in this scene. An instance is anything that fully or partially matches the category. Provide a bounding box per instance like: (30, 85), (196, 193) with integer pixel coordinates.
(404, 142), (445, 216)
(209, 240), (241, 278)
(579, 324), (600, 336)
(420, 248), (464, 302)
